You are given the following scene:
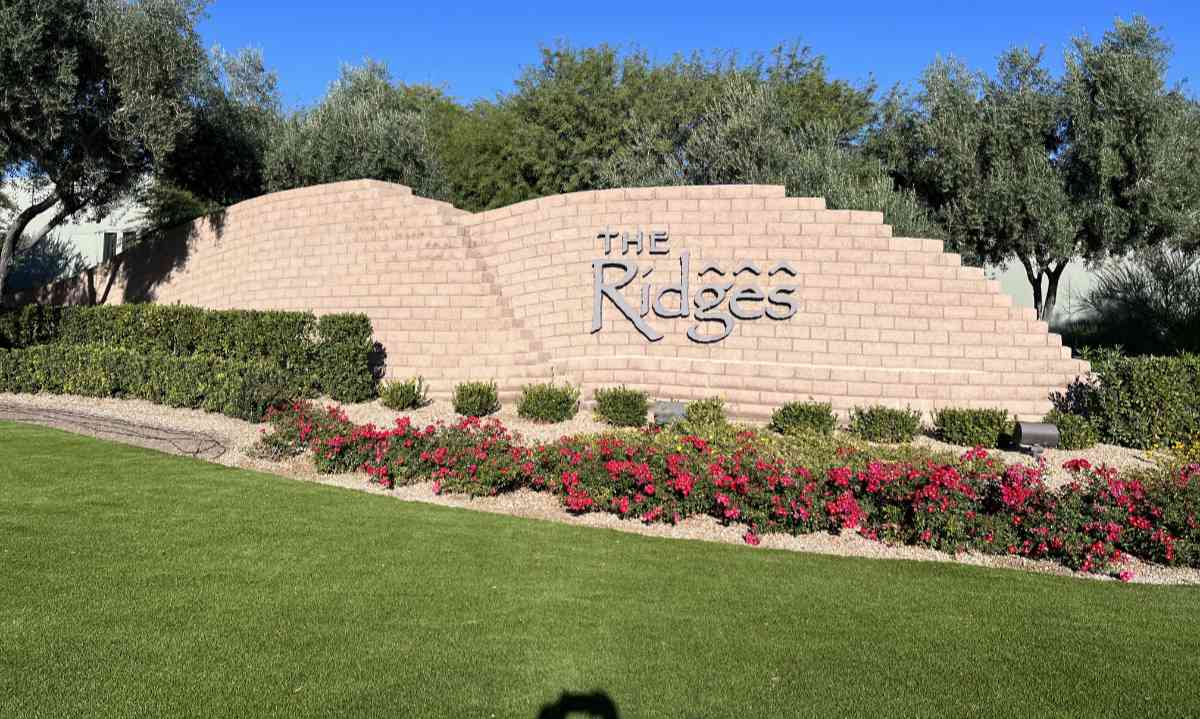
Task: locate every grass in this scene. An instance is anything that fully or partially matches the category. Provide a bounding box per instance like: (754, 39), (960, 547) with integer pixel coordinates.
(1, 421), (1198, 718)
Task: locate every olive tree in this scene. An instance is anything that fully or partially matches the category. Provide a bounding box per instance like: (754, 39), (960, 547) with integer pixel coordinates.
(872, 17), (1200, 321)
(0, 0), (208, 298)
(601, 75), (942, 239)
(263, 61), (450, 200)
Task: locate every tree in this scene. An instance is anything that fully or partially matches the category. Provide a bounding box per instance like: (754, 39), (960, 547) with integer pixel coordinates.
(149, 46), (283, 222)
(871, 17), (1200, 321)
(600, 75), (942, 239)
(439, 42), (875, 212)
(262, 61), (450, 200)
(0, 0), (209, 298)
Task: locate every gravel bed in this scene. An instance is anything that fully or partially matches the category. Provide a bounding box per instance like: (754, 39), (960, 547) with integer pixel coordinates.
(3, 391), (1196, 586)
(334, 397), (610, 444)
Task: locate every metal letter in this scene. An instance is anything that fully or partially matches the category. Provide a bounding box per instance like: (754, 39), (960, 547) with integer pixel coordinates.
(649, 230), (670, 255)
(652, 250), (691, 319)
(729, 285), (765, 320)
(592, 259), (663, 342)
(688, 282), (735, 344)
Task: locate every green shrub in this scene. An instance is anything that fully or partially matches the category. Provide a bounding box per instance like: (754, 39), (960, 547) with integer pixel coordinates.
(685, 396), (726, 425)
(0, 304), (62, 349)
(315, 313), (377, 402)
(0, 344), (300, 421)
(453, 381), (500, 417)
(593, 386), (648, 427)
(1044, 409), (1098, 450)
(380, 376), (429, 411)
(933, 408), (1013, 448)
(1063, 348), (1200, 449)
(517, 382), (580, 423)
(850, 405), (923, 443)
(0, 304), (377, 401)
(770, 401), (837, 435)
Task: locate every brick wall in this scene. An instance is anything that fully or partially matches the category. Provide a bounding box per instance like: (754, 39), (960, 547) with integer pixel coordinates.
(15, 179), (1087, 420)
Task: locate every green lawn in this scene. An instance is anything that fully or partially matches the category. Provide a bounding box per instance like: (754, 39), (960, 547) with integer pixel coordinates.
(1, 421), (1197, 718)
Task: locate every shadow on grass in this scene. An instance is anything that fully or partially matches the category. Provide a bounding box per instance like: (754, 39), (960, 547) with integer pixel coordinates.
(537, 690), (620, 718)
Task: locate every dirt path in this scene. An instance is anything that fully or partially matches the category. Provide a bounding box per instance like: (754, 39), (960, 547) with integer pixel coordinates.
(0, 400), (231, 461)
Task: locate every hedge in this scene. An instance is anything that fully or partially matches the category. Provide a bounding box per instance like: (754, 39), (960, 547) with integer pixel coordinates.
(0, 304), (376, 402)
(933, 408), (1012, 448)
(0, 344), (301, 421)
(1067, 349), (1200, 449)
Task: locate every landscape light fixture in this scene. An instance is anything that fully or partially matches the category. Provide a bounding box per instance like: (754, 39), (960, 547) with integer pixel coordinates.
(1013, 421), (1060, 458)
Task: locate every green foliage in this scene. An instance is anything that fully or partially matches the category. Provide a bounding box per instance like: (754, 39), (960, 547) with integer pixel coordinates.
(0, 0), (209, 296)
(593, 386), (648, 427)
(933, 408), (1013, 448)
(850, 406), (924, 443)
(770, 401), (837, 436)
(601, 75), (940, 239)
(315, 313), (377, 402)
(685, 396), (726, 425)
(1061, 348), (1200, 449)
(151, 47), (283, 218)
(379, 376), (429, 411)
(517, 382), (580, 423)
(0, 304), (63, 349)
(871, 17), (1200, 321)
(1056, 249), (1200, 356)
(263, 61), (449, 200)
(0, 304), (376, 401)
(442, 42), (876, 212)
(1043, 409), (1098, 450)
(0, 344), (298, 421)
(453, 381), (500, 417)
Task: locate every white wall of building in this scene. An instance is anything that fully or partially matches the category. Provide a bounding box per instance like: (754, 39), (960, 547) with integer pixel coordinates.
(986, 259), (1099, 325)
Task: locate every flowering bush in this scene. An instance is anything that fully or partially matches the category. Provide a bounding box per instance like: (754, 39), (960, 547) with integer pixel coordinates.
(256, 403), (1200, 579)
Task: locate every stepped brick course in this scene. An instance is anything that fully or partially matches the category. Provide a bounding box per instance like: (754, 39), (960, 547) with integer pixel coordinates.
(17, 179), (1087, 420)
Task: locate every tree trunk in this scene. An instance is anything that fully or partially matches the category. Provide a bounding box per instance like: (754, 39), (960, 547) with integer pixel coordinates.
(1041, 261), (1068, 324)
(1017, 253), (1045, 319)
(0, 194), (60, 300)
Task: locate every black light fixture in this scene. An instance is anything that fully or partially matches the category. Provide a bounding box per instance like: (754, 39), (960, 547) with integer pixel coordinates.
(1014, 421), (1060, 457)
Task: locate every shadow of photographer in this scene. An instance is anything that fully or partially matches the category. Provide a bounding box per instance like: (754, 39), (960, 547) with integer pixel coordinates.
(536, 690), (620, 719)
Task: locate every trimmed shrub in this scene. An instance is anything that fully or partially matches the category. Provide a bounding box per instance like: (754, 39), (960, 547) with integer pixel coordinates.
(380, 376), (429, 411)
(453, 381), (500, 417)
(685, 396), (726, 425)
(0, 304), (62, 349)
(771, 401), (837, 436)
(1044, 409), (1098, 450)
(933, 408), (1012, 448)
(593, 386), (648, 427)
(0, 304), (378, 401)
(518, 382), (580, 423)
(1064, 348), (1200, 449)
(0, 344), (299, 421)
(850, 406), (923, 443)
(315, 313), (376, 402)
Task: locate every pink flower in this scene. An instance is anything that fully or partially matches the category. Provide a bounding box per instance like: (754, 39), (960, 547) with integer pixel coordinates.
(743, 530), (761, 546)
(1118, 570), (1134, 583)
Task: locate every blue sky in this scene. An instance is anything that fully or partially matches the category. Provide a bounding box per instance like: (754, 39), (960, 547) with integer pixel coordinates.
(198, 1), (1199, 109)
